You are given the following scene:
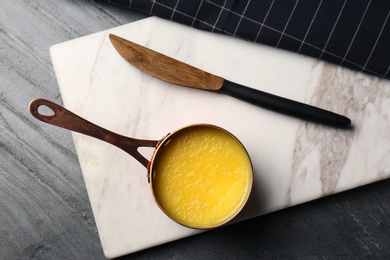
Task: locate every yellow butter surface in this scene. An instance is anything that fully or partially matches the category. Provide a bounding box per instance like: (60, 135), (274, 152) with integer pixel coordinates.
(152, 125), (252, 229)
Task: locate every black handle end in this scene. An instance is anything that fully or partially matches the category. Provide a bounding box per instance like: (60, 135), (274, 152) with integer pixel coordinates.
(217, 80), (352, 129)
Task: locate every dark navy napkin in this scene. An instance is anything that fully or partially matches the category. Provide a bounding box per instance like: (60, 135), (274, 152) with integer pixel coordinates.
(100, 0), (390, 80)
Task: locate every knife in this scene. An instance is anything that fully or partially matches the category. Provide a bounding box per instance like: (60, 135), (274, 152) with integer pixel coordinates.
(109, 34), (351, 128)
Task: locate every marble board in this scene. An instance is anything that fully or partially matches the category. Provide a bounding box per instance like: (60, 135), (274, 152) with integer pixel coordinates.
(49, 17), (390, 258)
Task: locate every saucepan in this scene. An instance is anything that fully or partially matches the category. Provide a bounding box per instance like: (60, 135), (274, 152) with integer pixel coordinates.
(29, 98), (253, 229)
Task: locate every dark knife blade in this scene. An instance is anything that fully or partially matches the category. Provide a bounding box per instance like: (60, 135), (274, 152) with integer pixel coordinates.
(109, 34), (351, 128)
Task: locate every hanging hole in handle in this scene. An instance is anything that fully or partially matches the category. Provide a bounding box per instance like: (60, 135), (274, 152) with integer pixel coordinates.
(37, 104), (55, 117)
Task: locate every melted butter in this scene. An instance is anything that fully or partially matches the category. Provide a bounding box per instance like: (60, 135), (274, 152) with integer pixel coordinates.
(152, 125), (252, 229)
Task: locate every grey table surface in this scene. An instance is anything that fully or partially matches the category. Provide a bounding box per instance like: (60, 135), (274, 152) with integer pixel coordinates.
(1, 1), (390, 259)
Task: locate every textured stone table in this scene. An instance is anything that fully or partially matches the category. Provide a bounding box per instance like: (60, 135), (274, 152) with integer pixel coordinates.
(1, 1), (390, 259)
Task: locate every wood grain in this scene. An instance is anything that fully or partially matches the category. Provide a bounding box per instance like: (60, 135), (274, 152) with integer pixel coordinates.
(2, 1), (390, 259)
(109, 34), (225, 91)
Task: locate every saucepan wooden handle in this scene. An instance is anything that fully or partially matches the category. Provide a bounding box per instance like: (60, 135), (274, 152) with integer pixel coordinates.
(29, 98), (159, 168)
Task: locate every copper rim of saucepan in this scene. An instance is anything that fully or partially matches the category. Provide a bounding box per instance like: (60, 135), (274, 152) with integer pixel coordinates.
(29, 98), (253, 230)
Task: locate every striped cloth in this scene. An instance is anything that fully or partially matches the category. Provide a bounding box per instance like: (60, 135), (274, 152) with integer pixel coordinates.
(101, 0), (390, 80)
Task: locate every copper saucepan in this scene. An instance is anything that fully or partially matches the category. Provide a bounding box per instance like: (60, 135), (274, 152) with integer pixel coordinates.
(29, 98), (253, 229)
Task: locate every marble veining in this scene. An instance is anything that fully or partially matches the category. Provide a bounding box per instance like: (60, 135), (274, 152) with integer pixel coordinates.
(49, 17), (390, 258)
(290, 63), (390, 206)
